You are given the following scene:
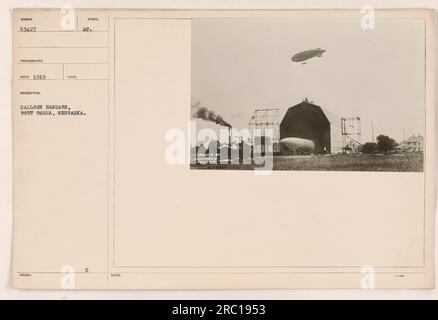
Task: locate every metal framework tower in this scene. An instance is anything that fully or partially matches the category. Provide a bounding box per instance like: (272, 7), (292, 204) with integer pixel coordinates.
(341, 116), (362, 152)
(249, 108), (280, 154)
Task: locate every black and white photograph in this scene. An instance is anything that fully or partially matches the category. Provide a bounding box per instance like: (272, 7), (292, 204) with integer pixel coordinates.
(3, 5), (436, 297)
(190, 17), (425, 171)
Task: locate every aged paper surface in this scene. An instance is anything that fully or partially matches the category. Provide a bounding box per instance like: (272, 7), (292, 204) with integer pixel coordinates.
(12, 9), (435, 289)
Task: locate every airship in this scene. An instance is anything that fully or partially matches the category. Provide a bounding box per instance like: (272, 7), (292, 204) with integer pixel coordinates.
(291, 48), (326, 63)
(280, 137), (315, 155)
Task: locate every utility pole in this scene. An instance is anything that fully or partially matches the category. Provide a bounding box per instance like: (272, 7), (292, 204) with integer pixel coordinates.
(371, 121), (374, 143)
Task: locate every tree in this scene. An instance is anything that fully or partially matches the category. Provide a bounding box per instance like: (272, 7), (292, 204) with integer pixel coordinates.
(376, 135), (395, 154)
(361, 142), (377, 154)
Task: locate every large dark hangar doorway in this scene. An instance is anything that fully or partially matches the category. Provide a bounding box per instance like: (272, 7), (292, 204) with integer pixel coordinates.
(280, 101), (333, 154)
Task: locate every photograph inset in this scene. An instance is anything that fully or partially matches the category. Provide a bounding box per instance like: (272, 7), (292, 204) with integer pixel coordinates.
(190, 17), (425, 172)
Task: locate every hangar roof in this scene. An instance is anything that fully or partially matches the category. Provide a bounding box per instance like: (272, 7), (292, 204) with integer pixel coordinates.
(282, 100), (341, 130)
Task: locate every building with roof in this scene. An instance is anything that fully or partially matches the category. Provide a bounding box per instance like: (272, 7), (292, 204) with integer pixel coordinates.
(280, 100), (343, 154)
(398, 135), (424, 153)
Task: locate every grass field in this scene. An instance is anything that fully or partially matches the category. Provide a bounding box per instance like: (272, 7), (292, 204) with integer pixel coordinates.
(191, 153), (424, 172)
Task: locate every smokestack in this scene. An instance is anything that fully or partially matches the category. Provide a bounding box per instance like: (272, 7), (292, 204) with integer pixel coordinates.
(229, 127), (232, 163)
(228, 127), (232, 146)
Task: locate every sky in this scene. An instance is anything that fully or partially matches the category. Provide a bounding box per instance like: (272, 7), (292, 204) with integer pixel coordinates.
(191, 17), (425, 144)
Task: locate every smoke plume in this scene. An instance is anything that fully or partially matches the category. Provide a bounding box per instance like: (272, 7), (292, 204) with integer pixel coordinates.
(191, 101), (231, 128)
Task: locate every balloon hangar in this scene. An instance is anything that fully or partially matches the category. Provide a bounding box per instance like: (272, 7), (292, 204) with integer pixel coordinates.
(249, 99), (362, 156)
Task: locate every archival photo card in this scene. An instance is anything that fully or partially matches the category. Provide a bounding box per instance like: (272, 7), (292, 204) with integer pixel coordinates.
(11, 9), (435, 290)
